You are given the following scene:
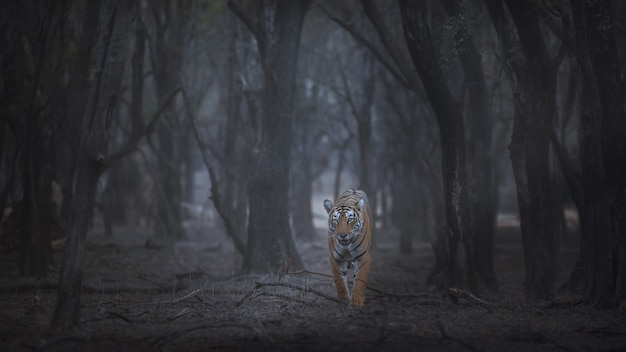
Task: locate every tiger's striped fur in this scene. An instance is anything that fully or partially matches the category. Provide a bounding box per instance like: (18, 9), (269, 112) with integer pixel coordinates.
(323, 189), (372, 306)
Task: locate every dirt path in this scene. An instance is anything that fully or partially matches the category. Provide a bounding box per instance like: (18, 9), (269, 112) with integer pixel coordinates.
(0, 223), (625, 351)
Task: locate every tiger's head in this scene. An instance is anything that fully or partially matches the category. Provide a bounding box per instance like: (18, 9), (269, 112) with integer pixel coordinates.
(323, 198), (366, 246)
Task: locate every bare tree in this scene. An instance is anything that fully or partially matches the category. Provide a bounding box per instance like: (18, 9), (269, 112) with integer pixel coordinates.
(146, 0), (191, 241)
(51, 0), (136, 331)
(569, 0), (626, 308)
(441, 0), (498, 289)
(229, 0), (310, 273)
(484, 0), (565, 301)
(399, 0), (476, 291)
(0, 0), (79, 276)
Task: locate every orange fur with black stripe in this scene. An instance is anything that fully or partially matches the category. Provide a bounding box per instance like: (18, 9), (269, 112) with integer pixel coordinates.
(323, 189), (372, 306)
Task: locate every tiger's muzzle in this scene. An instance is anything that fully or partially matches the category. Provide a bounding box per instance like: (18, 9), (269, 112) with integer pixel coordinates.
(336, 233), (352, 246)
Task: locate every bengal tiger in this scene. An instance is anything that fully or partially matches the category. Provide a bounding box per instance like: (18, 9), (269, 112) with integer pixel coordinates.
(323, 189), (372, 306)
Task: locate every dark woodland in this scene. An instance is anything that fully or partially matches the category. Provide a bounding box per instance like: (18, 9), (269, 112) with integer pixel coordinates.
(1, 0), (625, 351)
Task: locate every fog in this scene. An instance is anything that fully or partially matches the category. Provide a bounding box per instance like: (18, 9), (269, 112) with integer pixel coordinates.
(1, 1), (626, 339)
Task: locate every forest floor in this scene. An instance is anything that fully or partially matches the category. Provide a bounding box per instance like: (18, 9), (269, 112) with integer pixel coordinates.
(0, 219), (625, 352)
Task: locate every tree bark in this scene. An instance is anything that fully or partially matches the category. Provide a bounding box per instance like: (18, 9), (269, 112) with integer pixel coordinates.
(51, 0), (135, 331)
(148, 0), (190, 241)
(441, 0), (498, 290)
(484, 0), (559, 301)
(230, 0), (309, 273)
(399, 0), (475, 291)
(570, 0), (626, 308)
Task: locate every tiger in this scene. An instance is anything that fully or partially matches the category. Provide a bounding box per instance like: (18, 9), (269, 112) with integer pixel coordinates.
(323, 189), (373, 306)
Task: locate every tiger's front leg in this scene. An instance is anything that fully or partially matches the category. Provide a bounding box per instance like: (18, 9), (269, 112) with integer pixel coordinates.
(330, 257), (350, 302)
(350, 253), (370, 306)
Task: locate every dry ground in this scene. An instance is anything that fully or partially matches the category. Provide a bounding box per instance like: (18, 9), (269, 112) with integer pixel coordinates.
(0, 221), (625, 352)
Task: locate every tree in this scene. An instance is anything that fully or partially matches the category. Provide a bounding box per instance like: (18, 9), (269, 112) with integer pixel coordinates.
(399, 0), (475, 291)
(569, 0), (626, 308)
(51, 0), (136, 331)
(229, 0), (310, 273)
(0, 0), (77, 277)
(146, 0), (191, 241)
(483, 0), (565, 301)
(441, 0), (498, 289)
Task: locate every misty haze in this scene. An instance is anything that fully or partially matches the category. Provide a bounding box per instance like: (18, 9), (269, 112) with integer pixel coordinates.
(1, 0), (625, 351)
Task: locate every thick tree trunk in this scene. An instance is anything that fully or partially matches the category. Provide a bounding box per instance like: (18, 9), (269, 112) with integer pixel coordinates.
(51, 0), (135, 331)
(441, 0), (497, 289)
(232, 0), (310, 273)
(485, 0), (559, 301)
(392, 163), (414, 254)
(399, 0), (475, 291)
(508, 91), (557, 301)
(290, 159), (316, 241)
(149, 2), (189, 241)
(570, 0), (626, 308)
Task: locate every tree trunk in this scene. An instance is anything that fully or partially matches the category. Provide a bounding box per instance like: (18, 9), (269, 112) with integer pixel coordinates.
(392, 163), (414, 254)
(290, 144), (316, 241)
(570, 0), (626, 308)
(149, 1), (189, 241)
(399, 0), (475, 291)
(441, 0), (497, 290)
(51, 0), (135, 331)
(484, 0), (559, 301)
(230, 0), (310, 273)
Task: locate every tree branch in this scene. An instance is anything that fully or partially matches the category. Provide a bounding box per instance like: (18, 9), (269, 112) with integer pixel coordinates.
(315, 1), (412, 90)
(181, 87), (247, 256)
(227, 1), (264, 47)
(103, 87), (182, 170)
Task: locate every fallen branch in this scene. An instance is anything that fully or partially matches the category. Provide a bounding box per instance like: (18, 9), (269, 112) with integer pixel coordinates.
(82, 283), (186, 294)
(255, 281), (345, 304)
(168, 288), (202, 304)
(169, 308), (191, 321)
(286, 269), (333, 279)
(448, 288), (496, 307)
(114, 288), (203, 306)
(252, 291), (311, 305)
(367, 286), (441, 300)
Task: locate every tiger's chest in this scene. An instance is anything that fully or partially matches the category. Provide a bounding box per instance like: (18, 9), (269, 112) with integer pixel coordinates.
(333, 238), (365, 263)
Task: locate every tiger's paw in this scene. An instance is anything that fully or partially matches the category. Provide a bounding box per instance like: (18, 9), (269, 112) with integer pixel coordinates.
(349, 294), (365, 306)
(336, 291), (350, 303)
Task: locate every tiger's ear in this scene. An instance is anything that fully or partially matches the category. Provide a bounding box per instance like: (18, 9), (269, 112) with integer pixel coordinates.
(357, 198), (365, 210)
(323, 199), (333, 214)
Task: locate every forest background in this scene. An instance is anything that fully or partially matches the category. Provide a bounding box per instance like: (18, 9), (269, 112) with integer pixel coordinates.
(0, 0), (625, 346)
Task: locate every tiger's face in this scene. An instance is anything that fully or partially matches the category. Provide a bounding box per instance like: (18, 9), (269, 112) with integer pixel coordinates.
(324, 200), (364, 246)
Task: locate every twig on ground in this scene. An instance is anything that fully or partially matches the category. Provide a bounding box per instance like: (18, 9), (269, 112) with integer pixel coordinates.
(235, 289), (258, 307)
(169, 308), (191, 321)
(448, 288), (496, 307)
(255, 281), (345, 304)
(286, 269), (333, 279)
(82, 283), (185, 295)
(168, 288), (202, 304)
(251, 291), (311, 305)
(108, 311), (134, 323)
(368, 286), (441, 299)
